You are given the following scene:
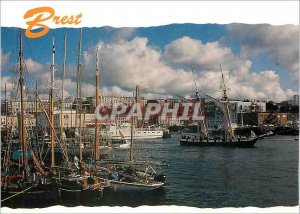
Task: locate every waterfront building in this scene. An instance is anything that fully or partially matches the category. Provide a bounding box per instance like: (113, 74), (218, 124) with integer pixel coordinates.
(5, 114), (35, 129)
(204, 100), (266, 128)
(242, 112), (288, 126)
(293, 95), (299, 106)
(1, 115), (6, 128)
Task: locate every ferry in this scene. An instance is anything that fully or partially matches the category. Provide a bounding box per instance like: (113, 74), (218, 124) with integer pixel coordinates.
(100, 123), (163, 142)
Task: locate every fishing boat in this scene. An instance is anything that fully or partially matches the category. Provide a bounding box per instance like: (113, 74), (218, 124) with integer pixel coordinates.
(56, 163), (108, 203)
(179, 65), (259, 147)
(1, 29), (57, 205)
(96, 87), (166, 191)
(96, 161), (166, 191)
(54, 31), (110, 203)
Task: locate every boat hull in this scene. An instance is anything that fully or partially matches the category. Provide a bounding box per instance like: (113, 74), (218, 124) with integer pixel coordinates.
(179, 138), (258, 147)
(1, 183), (57, 206)
(57, 178), (105, 204)
(109, 180), (164, 192)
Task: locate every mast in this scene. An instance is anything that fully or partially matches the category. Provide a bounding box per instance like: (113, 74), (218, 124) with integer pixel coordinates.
(94, 47), (100, 161)
(76, 28), (83, 162)
(5, 83), (8, 142)
(61, 34), (67, 142)
(130, 115), (134, 161)
(50, 36), (55, 169)
(19, 29), (27, 176)
(35, 80), (38, 147)
(191, 66), (207, 136)
(78, 63), (82, 162)
(130, 91), (135, 161)
(219, 65), (234, 139)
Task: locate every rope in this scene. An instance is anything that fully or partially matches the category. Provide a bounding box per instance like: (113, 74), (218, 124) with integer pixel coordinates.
(1, 185), (35, 202)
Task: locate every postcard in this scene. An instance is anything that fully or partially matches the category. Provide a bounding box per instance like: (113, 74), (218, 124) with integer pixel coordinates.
(1, 1), (299, 213)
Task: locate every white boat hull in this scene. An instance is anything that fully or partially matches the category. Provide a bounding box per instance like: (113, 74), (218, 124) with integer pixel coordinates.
(109, 180), (164, 191)
(100, 124), (163, 141)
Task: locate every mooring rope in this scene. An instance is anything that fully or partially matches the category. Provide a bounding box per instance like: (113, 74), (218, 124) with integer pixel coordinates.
(1, 185), (35, 202)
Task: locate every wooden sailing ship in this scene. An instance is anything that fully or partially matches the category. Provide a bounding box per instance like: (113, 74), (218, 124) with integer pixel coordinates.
(95, 87), (166, 191)
(179, 65), (259, 147)
(1, 29), (57, 205)
(54, 29), (108, 204)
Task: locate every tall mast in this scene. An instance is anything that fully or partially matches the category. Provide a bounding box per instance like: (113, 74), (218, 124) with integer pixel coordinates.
(61, 34), (67, 142)
(130, 115), (134, 161)
(50, 36), (55, 169)
(19, 29), (27, 175)
(191, 66), (207, 136)
(94, 47), (100, 161)
(78, 65), (83, 162)
(220, 65), (228, 101)
(5, 82), (8, 142)
(130, 91), (135, 161)
(219, 65), (234, 139)
(76, 28), (83, 162)
(35, 80), (38, 147)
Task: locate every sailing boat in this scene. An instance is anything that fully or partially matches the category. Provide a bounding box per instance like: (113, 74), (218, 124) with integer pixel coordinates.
(117, 127), (131, 149)
(179, 65), (259, 147)
(97, 86), (166, 191)
(1, 29), (56, 204)
(55, 31), (107, 203)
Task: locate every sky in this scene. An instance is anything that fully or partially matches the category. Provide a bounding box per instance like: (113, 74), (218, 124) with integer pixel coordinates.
(1, 24), (299, 102)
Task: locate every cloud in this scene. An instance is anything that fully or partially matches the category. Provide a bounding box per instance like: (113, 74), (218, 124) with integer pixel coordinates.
(77, 36), (295, 102)
(82, 37), (195, 96)
(2, 33), (296, 103)
(1, 76), (16, 100)
(102, 26), (136, 42)
(24, 58), (46, 73)
(163, 36), (252, 74)
(226, 24), (299, 75)
(1, 49), (10, 70)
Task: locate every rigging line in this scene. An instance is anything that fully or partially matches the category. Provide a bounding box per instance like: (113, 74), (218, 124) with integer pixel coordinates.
(1, 185), (35, 202)
(22, 59), (69, 162)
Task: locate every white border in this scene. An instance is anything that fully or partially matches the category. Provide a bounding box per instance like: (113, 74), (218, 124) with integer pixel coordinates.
(0, 0), (299, 213)
(1, 1), (299, 28)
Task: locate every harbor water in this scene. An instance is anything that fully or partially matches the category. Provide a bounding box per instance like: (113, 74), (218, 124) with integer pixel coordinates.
(3, 134), (298, 208)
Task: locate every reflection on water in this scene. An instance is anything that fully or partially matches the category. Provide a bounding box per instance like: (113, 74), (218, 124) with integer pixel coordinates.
(2, 135), (298, 208)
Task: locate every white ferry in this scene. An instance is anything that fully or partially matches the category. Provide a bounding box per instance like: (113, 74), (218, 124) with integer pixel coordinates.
(100, 123), (163, 141)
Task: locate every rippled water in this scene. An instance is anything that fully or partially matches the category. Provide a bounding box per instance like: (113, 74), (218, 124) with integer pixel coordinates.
(4, 134), (299, 208)
(102, 134), (298, 208)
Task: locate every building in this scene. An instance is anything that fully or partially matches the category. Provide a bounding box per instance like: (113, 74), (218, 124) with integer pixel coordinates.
(1, 115), (6, 128)
(5, 114), (35, 129)
(5, 100), (51, 115)
(158, 116), (181, 126)
(204, 100), (266, 128)
(36, 110), (100, 129)
(293, 95), (299, 106)
(242, 112), (288, 125)
(86, 96), (147, 111)
(37, 110), (77, 129)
